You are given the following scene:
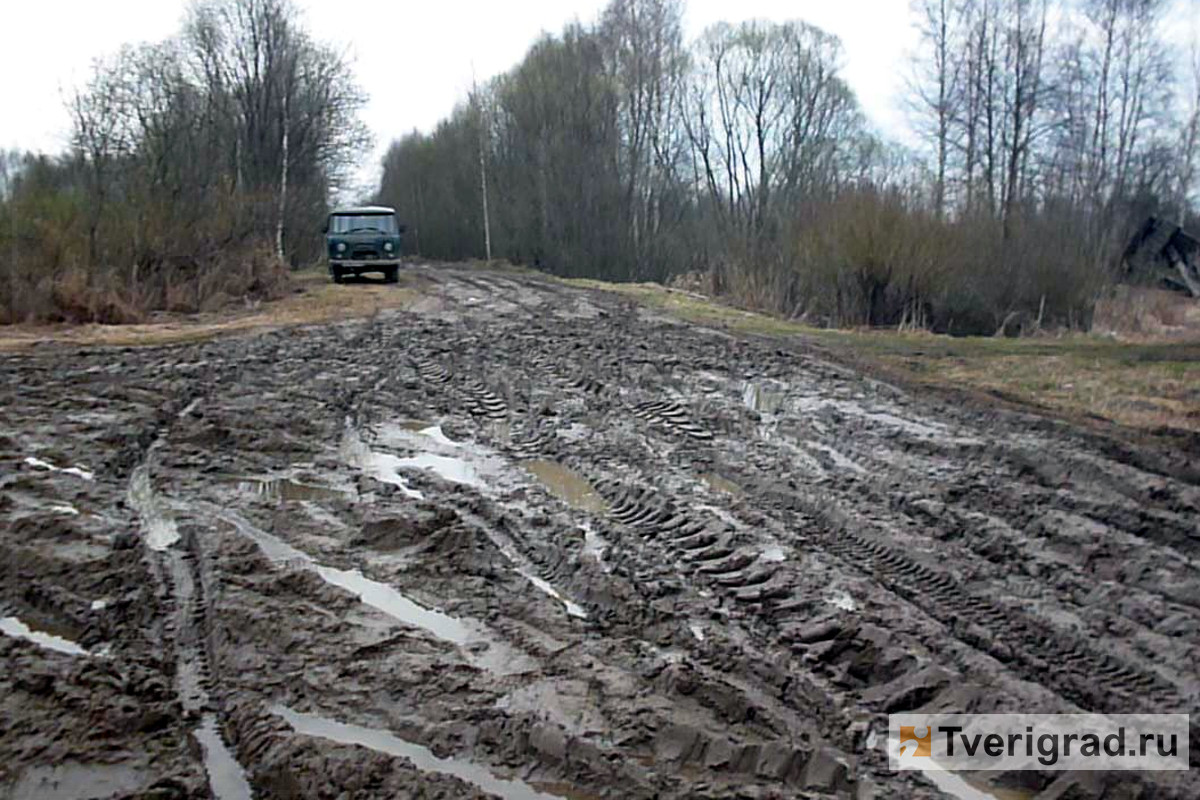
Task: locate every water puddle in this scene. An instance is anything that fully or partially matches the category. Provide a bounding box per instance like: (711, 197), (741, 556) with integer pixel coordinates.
(341, 431), (424, 499)
(740, 380), (788, 414)
(689, 624), (706, 642)
(127, 461), (180, 551)
(523, 460), (607, 514)
(518, 570), (587, 619)
(826, 590), (856, 612)
(48, 504), (81, 516)
(221, 512), (309, 563)
(316, 564), (474, 643)
(177, 398), (202, 419)
(344, 425), (505, 498)
(692, 502), (741, 529)
(24, 456), (94, 481)
(228, 476), (349, 503)
(394, 453), (484, 487)
(457, 507), (590, 622)
(416, 424), (459, 447)
(195, 714), (253, 800)
(220, 512), (469, 640)
(581, 523), (610, 568)
(0, 616), (89, 656)
(221, 512), (531, 673)
(759, 544), (787, 563)
(273, 706), (565, 800)
(300, 502), (353, 536)
(352, 424), (588, 622)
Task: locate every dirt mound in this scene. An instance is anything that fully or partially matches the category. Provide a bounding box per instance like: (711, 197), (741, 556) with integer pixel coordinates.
(352, 508), (459, 550)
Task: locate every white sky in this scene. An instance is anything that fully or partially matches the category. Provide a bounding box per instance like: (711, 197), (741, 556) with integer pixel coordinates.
(0, 0), (918, 193)
(1, 0), (1195, 196)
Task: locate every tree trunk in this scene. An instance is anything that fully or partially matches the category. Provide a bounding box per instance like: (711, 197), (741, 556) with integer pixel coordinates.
(276, 92), (289, 263)
(474, 80), (492, 262)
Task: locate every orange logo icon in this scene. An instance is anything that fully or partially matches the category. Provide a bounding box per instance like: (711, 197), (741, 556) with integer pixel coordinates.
(899, 725), (931, 757)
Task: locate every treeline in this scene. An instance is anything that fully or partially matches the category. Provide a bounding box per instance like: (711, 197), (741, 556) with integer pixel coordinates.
(378, 0), (1200, 334)
(0, 0), (366, 323)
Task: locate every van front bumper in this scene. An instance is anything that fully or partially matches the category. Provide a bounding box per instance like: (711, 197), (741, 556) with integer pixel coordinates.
(330, 259), (401, 269)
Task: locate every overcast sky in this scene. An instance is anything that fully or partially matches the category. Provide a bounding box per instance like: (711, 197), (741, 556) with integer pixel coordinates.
(2, 0), (1196, 196)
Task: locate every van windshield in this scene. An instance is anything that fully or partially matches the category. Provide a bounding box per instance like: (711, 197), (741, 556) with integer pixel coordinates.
(328, 214), (397, 234)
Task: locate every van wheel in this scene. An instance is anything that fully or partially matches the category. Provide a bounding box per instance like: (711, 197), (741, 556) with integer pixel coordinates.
(331, 267), (343, 284)
(384, 266), (399, 284)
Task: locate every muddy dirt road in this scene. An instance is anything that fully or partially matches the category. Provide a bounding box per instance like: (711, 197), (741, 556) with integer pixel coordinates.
(2, 266), (1197, 799)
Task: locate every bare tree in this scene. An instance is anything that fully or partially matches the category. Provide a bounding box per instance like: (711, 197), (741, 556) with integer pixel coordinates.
(373, 0), (1195, 334)
(998, 0), (1049, 236)
(1177, 40), (1200, 221)
(684, 21), (861, 236)
(910, 0), (965, 217)
(470, 70), (493, 262)
(71, 55), (131, 276)
(184, 0), (367, 261)
(0, 152), (18, 321)
(600, 0), (687, 277)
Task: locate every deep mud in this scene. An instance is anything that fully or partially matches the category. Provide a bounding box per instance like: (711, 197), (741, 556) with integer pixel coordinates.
(1, 265), (1197, 799)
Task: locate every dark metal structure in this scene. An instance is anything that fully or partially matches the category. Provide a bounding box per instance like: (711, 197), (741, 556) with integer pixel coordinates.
(1121, 217), (1200, 297)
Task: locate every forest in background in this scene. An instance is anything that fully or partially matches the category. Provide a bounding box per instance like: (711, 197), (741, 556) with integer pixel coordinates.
(378, 0), (1200, 334)
(0, 0), (1197, 333)
(0, 0), (366, 323)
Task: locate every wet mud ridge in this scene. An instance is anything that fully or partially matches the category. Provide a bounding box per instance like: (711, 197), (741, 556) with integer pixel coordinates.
(1, 265), (1198, 799)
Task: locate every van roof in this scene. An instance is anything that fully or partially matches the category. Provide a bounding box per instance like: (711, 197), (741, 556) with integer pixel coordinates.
(330, 205), (395, 215)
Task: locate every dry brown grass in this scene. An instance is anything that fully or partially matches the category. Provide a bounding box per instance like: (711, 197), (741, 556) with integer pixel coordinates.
(1093, 286), (1200, 339)
(1, 241), (294, 326)
(0, 268), (420, 351)
(884, 337), (1200, 433)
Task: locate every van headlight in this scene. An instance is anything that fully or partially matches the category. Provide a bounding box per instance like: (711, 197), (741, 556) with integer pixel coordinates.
(384, 242), (394, 252)
(336, 242), (346, 253)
